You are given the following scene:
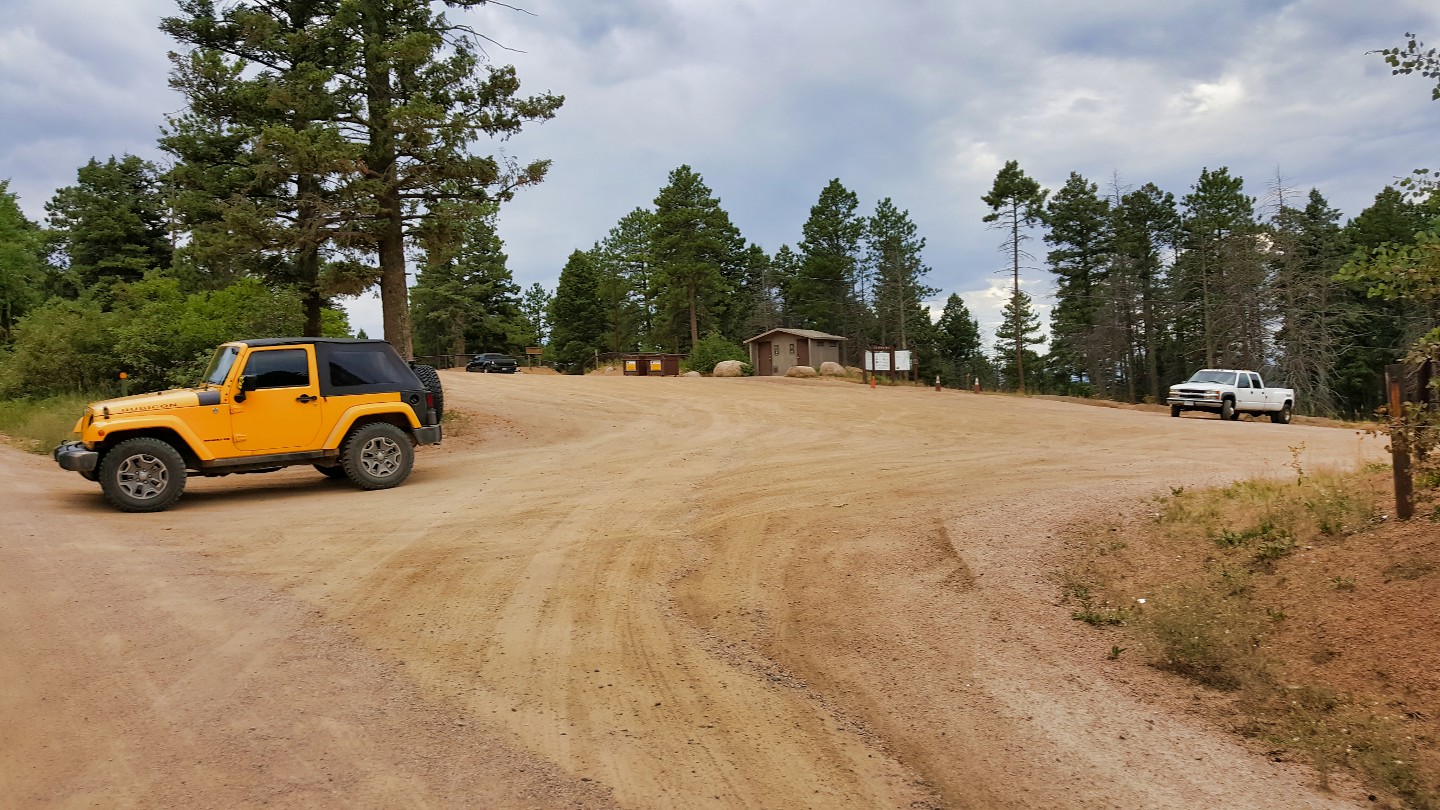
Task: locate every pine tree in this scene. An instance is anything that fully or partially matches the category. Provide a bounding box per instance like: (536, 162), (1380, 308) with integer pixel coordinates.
(865, 198), (936, 373)
(935, 293), (985, 387)
(791, 179), (864, 341)
(410, 204), (521, 356)
(1112, 183), (1181, 402)
(44, 155), (173, 299)
(518, 282), (552, 349)
(1043, 172), (1111, 394)
(1269, 188), (1347, 414)
(649, 166), (744, 351)
(993, 289), (1045, 391)
(0, 181), (45, 343)
(161, 0), (366, 335)
(982, 161), (1048, 393)
(1174, 167), (1263, 369)
(592, 208), (653, 351)
(161, 0), (564, 357)
(549, 250), (606, 372)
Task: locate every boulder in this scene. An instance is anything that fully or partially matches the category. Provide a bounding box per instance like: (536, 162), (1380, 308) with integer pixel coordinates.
(819, 361), (847, 376)
(785, 365), (818, 378)
(713, 360), (746, 377)
(684, 370), (702, 377)
(845, 366), (865, 377)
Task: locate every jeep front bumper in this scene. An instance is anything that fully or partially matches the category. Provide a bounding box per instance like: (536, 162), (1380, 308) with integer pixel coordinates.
(54, 441), (99, 472)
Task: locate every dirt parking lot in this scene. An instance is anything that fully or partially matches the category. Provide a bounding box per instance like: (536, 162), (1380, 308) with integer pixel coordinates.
(1, 373), (1384, 808)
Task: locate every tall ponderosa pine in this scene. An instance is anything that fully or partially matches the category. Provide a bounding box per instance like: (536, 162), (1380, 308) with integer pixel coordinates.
(342, 0), (562, 359)
(1043, 172), (1111, 394)
(649, 165), (744, 350)
(162, 0), (366, 335)
(162, 0), (563, 357)
(982, 160), (1047, 392)
(792, 179), (865, 343)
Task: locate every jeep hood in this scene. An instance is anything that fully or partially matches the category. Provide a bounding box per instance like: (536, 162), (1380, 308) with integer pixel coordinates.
(89, 388), (214, 417)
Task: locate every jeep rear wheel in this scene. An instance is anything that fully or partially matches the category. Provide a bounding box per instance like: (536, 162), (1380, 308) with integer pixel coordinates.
(341, 423), (414, 490)
(411, 363), (444, 422)
(99, 437), (187, 512)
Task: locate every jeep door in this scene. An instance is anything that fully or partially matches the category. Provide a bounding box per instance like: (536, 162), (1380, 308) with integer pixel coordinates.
(231, 347), (323, 452)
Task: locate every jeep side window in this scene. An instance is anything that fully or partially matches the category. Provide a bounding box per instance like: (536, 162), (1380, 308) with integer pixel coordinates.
(244, 349), (310, 389)
(329, 349), (397, 388)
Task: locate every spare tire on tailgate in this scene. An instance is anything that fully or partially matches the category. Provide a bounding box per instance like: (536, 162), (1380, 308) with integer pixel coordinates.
(410, 363), (444, 422)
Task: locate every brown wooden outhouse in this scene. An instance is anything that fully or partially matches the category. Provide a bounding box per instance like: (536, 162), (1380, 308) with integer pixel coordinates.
(743, 328), (848, 376)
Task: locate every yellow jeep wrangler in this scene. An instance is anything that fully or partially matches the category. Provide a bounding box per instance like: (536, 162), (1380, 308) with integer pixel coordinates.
(53, 338), (444, 512)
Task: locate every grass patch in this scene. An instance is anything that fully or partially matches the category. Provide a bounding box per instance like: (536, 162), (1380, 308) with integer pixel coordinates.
(1065, 467), (1438, 807)
(0, 393), (95, 454)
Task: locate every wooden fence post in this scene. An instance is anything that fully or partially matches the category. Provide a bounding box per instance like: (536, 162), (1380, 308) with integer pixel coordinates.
(1387, 364), (1414, 521)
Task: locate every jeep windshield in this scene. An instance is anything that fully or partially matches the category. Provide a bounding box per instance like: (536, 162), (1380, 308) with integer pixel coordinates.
(201, 345), (241, 386)
(1185, 370), (1238, 385)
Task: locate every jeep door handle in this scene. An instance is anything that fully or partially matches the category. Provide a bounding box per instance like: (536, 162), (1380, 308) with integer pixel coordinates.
(296, 394), (318, 403)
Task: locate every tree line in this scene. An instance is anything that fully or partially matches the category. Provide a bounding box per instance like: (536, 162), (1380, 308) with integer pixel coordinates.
(1, 11), (1437, 419)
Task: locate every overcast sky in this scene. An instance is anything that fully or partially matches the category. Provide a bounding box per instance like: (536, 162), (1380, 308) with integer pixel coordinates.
(3, 0), (1438, 343)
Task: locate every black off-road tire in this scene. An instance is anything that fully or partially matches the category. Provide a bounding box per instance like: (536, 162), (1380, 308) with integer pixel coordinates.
(1170, 405), (1182, 418)
(1220, 399), (1236, 421)
(313, 463), (348, 479)
(98, 437), (187, 513)
(340, 422), (414, 490)
(1271, 403), (1293, 424)
(411, 363), (444, 422)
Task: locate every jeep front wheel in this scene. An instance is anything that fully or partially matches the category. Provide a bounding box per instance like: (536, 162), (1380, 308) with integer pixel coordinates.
(341, 423), (414, 490)
(99, 437), (187, 512)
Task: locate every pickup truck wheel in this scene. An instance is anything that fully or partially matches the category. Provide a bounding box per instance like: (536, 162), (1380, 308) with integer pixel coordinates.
(1170, 405), (1182, 418)
(341, 423), (414, 490)
(99, 437), (187, 512)
(313, 463), (347, 479)
(1220, 399), (1235, 421)
(411, 363), (444, 422)
(1271, 403), (1293, 424)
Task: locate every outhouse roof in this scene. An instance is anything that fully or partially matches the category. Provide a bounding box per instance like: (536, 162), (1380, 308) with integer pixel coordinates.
(742, 328), (848, 344)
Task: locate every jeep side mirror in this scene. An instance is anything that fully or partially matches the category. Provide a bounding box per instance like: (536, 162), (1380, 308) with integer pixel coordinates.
(235, 374), (257, 402)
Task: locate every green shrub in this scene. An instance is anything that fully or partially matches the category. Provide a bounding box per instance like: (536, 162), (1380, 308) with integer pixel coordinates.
(683, 331), (749, 375)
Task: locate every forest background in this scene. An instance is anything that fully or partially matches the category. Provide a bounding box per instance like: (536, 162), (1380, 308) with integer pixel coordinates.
(1, 1), (1438, 418)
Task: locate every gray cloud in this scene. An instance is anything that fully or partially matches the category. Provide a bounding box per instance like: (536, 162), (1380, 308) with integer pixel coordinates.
(3, 0), (1439, 340)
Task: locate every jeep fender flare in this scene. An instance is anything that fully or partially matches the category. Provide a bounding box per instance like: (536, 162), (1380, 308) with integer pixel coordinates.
(95, 416), (215, 462)
(323, 404), (422, 450)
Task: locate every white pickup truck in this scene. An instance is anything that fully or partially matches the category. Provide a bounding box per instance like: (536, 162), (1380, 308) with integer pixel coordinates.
(1167, 369), (1294, 424)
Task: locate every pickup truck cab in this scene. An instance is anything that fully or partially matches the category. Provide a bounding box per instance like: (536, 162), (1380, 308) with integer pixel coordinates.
(53, 337), (444, 512)
(1167, 369), (1294, 424)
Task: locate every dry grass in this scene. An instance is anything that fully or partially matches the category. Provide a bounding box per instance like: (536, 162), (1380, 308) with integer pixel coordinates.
(1064, 464), (1439, 808)
(0, 393), (94, 454)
